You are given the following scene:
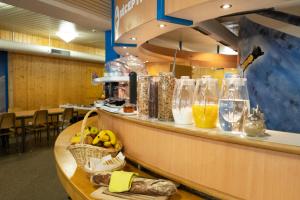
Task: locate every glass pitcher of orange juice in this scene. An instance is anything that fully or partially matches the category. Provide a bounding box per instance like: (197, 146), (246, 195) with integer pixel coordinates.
(192, 76), (219, 128)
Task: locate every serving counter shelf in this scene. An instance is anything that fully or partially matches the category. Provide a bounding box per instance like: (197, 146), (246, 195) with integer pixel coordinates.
(55, 108), (300, 200)
(102, 110), (300, 156)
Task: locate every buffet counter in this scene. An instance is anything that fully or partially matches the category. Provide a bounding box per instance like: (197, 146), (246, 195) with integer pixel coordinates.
(54, 113), (202, 200)
(55, 108), (300, 200)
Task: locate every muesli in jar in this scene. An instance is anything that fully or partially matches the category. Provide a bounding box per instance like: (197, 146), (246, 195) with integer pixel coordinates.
(158, 72), (175, 121)
(137, 75), (150, 119)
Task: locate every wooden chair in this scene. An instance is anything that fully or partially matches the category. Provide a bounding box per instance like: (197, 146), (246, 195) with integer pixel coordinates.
(8, 107), (23, 131)
(53, 108), (74, 136)
(0, 112), (18, 152)
(25, 110), (49, 147)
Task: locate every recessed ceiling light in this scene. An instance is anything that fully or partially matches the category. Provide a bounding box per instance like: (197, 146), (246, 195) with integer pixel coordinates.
(123, 46), (127, 49)
(144, 60), (149, 63)
(130, 37), (137, 41)
(220, 3), (232, 9)
(159, 24), (166, 28)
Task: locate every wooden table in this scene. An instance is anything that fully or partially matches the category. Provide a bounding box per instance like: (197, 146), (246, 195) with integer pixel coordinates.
(15, 108), (64, 152)
(54, 117), (203, 200)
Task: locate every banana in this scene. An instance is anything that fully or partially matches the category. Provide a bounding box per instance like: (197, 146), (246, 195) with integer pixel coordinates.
(101, 134), (110, 142)
(92, 133), (101, 145)
(114, 141), (121, 150)
(92, 130), (117, 146)
(71, 136), (81, 144)
(103, 141), (112, 147)
(92, 130), (107, 145)
(105, 130), (117, 145)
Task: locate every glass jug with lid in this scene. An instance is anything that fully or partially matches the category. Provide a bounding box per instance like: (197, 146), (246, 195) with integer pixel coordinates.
(192, 76), (219, 128)
(172, 76), (195, 125)
(218, 75), (250, 133)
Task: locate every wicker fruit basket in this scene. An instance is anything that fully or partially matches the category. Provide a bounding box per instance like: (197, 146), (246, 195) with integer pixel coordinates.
(67, 109), (122, 168)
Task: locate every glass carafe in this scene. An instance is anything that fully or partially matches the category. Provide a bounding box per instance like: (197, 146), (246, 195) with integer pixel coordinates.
(192, 76), (219, 128)
(172, 77), (195, 125)
(219, 76), (250, 133)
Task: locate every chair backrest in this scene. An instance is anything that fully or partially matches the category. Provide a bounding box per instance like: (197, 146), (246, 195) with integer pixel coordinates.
(32, 110), (48, 126)
(62, 108), (74, 122)
(0, 112), (16, 129)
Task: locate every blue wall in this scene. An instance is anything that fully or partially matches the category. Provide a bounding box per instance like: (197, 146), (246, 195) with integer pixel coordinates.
(0, 51), (8, 112)
(239, 16), (300, 133)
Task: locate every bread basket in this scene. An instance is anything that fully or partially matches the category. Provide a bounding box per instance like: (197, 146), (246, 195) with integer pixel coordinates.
(67, 109), (123, 168)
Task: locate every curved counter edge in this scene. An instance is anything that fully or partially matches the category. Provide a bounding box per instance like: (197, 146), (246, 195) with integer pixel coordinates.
(98, 109), (300, 156)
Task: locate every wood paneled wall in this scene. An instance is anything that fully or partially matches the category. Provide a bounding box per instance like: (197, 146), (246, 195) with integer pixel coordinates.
(8, 53), (104, 110)
(146, 62), (171, 76)
(0, 29), (104, 56)
(192, 67), (238, 88)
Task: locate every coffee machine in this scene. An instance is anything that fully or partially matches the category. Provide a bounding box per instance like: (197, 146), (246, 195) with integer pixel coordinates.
(93, 55), (146, 107)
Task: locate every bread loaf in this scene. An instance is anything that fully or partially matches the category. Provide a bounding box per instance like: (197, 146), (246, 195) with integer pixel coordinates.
(91, 172), (177, 196)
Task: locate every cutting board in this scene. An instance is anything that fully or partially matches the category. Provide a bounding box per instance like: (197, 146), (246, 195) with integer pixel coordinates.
(90, 187), (168, 200)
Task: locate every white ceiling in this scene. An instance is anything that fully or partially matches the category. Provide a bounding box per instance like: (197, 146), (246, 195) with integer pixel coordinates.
(55, 0), (111, 19)
(149, 27), (235, 54)
(0, 0), (299, 52)
(1, 0), (111, 30)
(149, 2), (300, 54)
(0, 1), (106, 48)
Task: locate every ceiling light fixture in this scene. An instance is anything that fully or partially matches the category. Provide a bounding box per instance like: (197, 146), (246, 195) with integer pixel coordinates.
(56, 22), (78, 43)
(130, 37), (137, 41)
(123, 46), (127, 49)
(220, 3), (232, 9)
(220, 46), (238, 55)
(144, 60), (149, 63)
(0, 2), (13, 8)
(159, 24), (166, 28)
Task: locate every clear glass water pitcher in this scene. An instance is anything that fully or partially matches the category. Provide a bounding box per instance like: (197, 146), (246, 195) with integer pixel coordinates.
(219, 76), (250, 133)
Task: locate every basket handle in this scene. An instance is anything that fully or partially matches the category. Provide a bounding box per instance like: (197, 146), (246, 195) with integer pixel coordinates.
(80, 109), (102, 144)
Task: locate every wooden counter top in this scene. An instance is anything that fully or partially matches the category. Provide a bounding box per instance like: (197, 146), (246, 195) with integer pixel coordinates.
(54, 117), (203, 200)
(97, 109), (300, 156)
